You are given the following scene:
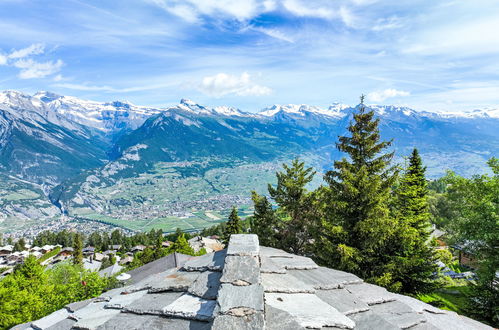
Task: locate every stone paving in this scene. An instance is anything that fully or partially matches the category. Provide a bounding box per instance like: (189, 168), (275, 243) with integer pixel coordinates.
(15, 234), (494, 330)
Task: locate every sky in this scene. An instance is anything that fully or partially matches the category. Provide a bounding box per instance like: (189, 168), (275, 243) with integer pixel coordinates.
(1, 0), (499, 112)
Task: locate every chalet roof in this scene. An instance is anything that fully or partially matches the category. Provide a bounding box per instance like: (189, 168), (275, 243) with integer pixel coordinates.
(13, 234), (492, 330)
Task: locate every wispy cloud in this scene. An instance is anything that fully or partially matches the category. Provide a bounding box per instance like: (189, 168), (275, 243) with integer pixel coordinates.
(367, 89), (410, 102)
(198, 72), (272, 97)
(0, 43), (63, 79)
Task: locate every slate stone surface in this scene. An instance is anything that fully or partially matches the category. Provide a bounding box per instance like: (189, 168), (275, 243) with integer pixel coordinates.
(65, 298), (94, 313)
(146, 269), (200, 293)
(188, 271), (222, 300)
(226, 234), (259, 257)
(104, 290), (148, 309)
(260, 255), (286, 274)
(71, 302), (122, 329)
(349, 311), (400, 330)
(163, 293), (217, 321)
(264, 305), (307, 330)
(344, 283), (396, 305)
(270, 255), (318, 270)
(315, 288), (370, 315)
(30, 309), (70, 330)
(220, 255), (260, 285)
(182, 250), (226, 272)
(422, 312), (493, 330)
(96, 313), (212, 330)
(217, 283), (264, 314)
(211, 312), (264, 330)
(45, 318), (76, 330)
(369, 300), (426, 328)
(289, 267), (362, 289)
(123, 292), (184, 315)
(392, 293), (446, 314)
(259, 246), (294, 258)
(265, 292), (356, 329)
(261, 272), (315, 293)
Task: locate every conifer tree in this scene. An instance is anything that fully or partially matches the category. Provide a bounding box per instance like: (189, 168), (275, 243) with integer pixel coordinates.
(73, 233), (83, 266)
(223, 206), (242, 243)
(168, 234), (196, 255)
(392, 148), (437, 293)
(250, 191), (280, 247)
(320, 95), (400, 289)
(0, 233), (3, 246)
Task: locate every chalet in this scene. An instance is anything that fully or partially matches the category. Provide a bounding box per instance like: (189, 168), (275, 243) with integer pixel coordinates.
(93, 253), (105, 262)
(58, 247), (74, 257)
(0, 245), (13, 256)
(111, 245), (122, 250)
(119, 255), (134, 265)
(82, 247), (95, 256)
(162, 241), (172, 248)
(131, 245), (146, 253)
(41, 245), (56, 254)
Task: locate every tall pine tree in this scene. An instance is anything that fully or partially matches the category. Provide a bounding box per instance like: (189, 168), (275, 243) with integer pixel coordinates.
(320, 95), (401, 289)
(73, 233), (83, 266)
(223, 206), (242, 243)
(392, 148), (437, 293)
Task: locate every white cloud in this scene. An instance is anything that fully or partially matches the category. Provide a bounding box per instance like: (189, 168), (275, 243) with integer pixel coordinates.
(8, 43), (45, 59)
(372, 16), (403, 31)
(283, 0), (335, 19)
(0, 53), (7, 65)
(367, 88), (410, 102)
(0, 43), (64, 79)
(14, 58), (64, 79)
(253, 27), (294, 43)
(149, 0), (266, 22)
(198, 72), (272, 97)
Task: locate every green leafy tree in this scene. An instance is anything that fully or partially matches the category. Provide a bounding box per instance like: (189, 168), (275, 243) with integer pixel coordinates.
(320, 96), (401, 290)
(223, 207), (242, 243)
(167, 234), (196, 255)
(444, 158), (499, 325)
(73, 234), (83, 266)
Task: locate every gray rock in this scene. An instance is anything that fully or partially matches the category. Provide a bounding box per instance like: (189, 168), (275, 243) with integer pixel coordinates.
(316, 288), (370, 315)
(422, 311), (494, 330)
(182, 250), (226, 272)
(163, 293), (217, 321)
(217, 283), (264, 314)
(212, 312), (264, 330)
(265, 292), (355, 329)
(122, 292), (184, 315)
(261, 273), (315, 293)
(349, 311), (399, 330)
(288, 267), (362, 290)
(264, 305), (307, 330)
(31, 309), (70, 330)
(269, 255), (318, 270)
(71, 302), (122, 329)
(65, 298), (94, 313)
(96, 313), (212, 330)
(392, 293), (447, 314)
(344, 283), (396, 305)
(259, 246), (294, 258)
(146, 270), (200, 293)
(220, 255), (260, 285)
(226, 234), (259, 257)
(369, 300), (426, 328)
(188, 271), (222, 300)
(104, 290), (148, 310)
(260, 255), (286, 274)
(45, 318), (76, 330)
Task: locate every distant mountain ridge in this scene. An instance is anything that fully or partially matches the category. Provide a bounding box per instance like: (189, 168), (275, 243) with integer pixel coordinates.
(0, 90), (498, 233)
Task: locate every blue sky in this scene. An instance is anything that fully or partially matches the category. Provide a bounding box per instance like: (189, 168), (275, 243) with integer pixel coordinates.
(1, 0), (499, 112)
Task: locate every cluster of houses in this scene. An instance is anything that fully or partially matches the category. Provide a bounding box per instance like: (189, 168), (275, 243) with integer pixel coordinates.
(0, 235), (225, 279)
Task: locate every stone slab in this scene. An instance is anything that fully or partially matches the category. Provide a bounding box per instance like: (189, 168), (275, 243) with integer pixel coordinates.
(188, 271), (222, 300)
(163, 293), (217, 321)
(226, 234), (259, 257)
(344, 283), (396, 305)
(369, 300), (426, 328)
(265, 292), (355, 329)
(316, 288), (370, 315)
(31, 309), (70, 330)
(104, 290), (148, 309)
(392, 293), (447, 314)
(65, 298), (94, 313)
(349, 311), (399, 330)
(269, 255), (318, 270)
(123, 292), (184, 315)
(220, 255), (260, 285)
(182, 250), (226, 272)
(147, 270), (200, 293)
(423, 312), (494, 330)
(261, 273), (315, 293)
(96, 313), (213, 330)
(259, 246), (294, 258)
(71, 302), (122, 330)
(45, 318), (76, 330)
(288, 267), (362, 289)
(264, 305), (307, 330)
(217, 283), (264, 314)
(260, 256), (286, 274)
(212, 312), (264, 330)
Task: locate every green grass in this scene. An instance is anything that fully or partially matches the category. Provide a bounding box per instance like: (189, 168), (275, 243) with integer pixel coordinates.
(417, 286), (471, 314)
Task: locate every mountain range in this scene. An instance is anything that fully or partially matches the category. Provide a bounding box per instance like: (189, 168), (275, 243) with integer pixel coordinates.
(1, 90), (498, 234)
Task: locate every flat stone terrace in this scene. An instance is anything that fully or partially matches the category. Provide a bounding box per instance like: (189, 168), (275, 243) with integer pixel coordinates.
(13, 234), (493, 330)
